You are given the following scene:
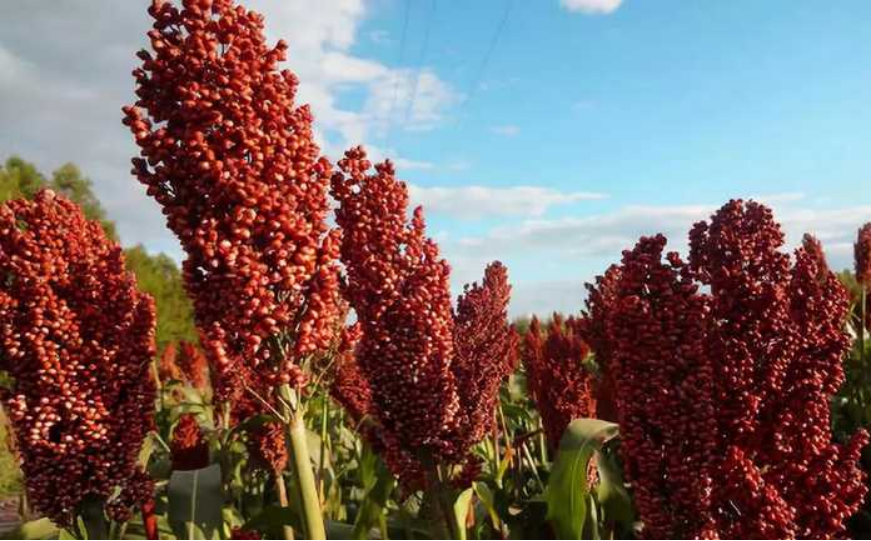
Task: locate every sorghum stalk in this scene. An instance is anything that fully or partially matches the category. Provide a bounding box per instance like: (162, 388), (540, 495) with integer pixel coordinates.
(279, 384), (325, 540)
(273, 472), (294, 540)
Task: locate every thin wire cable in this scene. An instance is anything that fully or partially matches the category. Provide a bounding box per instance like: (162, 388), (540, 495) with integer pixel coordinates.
(385, 0), (411, 141)
(455, 0), (515, 129)
(402, 0), (437, 127)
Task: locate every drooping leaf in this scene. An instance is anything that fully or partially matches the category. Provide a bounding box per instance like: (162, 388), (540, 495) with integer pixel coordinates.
(168, 463), (224, 539)
(452, 487), (475, 540)
(2, 518), (58, 540)
(595, 447), (634, 529)
(243, 505), (301, 540)
(473, 481), (501, 531)
(544, 418), (618, 539)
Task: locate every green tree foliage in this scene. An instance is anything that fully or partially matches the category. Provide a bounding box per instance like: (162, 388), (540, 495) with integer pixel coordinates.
(1, 156), (116, 239)
(49, 163), (117, 240)
(0, 156), (46, 202)
(125, 245), (197, 348)
(0, 155), (196, 347)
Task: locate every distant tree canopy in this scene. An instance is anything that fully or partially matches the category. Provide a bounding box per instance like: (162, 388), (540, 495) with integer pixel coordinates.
(0, 155), (196, 347)
(124, 245), (197, 347)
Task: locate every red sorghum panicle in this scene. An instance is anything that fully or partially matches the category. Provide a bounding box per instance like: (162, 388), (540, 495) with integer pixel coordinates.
(331, 148), (517, 483)
(177, 340), (210, 392)
(248, 421), (288, 473)
(600, 235), (718, 539)
(159, 342), (183, 383)
(123, 0), (342, 401)
(524, 314), (597, 449)
(331, 148), (458, 462)
(687, 200), (794, 448)
(449, 261), (518, 459)
(0, 190), (156, 526)
(230, 527), (263, 540)
(855, 223), (871, 286)
(581, 264), (621, 422)
(586, 200), (868, 538)
(171, 413), (210, 471)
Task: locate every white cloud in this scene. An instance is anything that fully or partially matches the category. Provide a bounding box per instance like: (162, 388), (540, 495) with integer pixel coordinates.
(491, 125), (520, 137)
(409, 185), (608, 219)
(0, 0), (456, 252)
(368, 30), (393, 45)
(393, 158), (436, 171)
(560, 0), (624, 15)
(443, 198), (871, 316)
(363, 69), (463, 137)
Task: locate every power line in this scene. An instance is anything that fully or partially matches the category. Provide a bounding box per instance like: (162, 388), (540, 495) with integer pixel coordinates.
(455, 0), (515, 129)
(402, 0), (438, 127)
(385, 0), (411, 139)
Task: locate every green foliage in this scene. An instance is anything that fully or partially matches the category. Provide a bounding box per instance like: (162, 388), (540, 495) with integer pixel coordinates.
(1, 518), (57, 540)
(124, 245), (197, 347)
(0, 410), (22, 498)
(0, 157), (46, 202)
(0, 156), (115, 240)
(544, 419), (618, 539)
(49, 163), (117, 241)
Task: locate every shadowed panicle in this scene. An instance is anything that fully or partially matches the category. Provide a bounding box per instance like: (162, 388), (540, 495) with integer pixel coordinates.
(580, 265), (621, 421)
(585, 200), (868, 539)
(177, 340), (210, 392)
(331, 148), (517, 485)
(331, 147), (458, 461)
(171, 413), (209, 471)
(0, 190), (156, 526)
(158, 342), (182, 383)
(856, 223), (871, 286)
(451, 261), (519, 456)
(524, 314), (596, 450)
(231, 527), (263, 540)
(123, 0), (342, 401)
(600, 235), (718, 539)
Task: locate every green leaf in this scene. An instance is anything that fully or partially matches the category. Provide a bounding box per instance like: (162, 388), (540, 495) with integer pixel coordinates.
(76, 496), (108, 540)
(544, 418), (618, 539)
(352, 446), (395, 539)
(168, 463), (224, 540)
(473, 482), (501, 530)
(2, 518), (58, 540)
(452, 487), (474, 540)
(595, 447), (635, 528)
(243, 505), (302, 540)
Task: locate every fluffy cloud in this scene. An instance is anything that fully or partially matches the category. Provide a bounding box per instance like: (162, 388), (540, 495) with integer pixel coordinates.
(490, 125), (520, 136)
(560, 0), (624, 15)
(0, 0), (457, 253)
(409, 185), (608, 219)
(444, 197), (871, 316)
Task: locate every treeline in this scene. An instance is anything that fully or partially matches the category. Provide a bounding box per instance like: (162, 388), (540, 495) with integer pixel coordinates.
(0, 156), (197, 349)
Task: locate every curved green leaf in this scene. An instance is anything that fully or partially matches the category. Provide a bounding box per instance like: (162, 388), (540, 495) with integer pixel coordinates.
(2, 518), (58, 540)
(168, 463), (224, 540)
(544, 418), (618, 539)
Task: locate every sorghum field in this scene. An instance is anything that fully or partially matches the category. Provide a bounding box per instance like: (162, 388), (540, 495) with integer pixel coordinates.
(1, 1), (870, 540)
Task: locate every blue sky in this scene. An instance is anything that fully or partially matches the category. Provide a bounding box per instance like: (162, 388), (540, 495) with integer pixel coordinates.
(2, 0), (871, 315)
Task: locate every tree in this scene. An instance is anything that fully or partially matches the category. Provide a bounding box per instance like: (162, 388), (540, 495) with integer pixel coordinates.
(124, 245), (198, 348)
(1, 156), (196, 347)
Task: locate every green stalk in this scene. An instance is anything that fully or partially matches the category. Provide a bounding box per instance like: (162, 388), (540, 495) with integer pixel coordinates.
(279, 384), (327, 540)
(77, 496), (109, 540)
(274, 473), (295, 540)
(318, 392), (329, 502)
(434, 467), (465, 541)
